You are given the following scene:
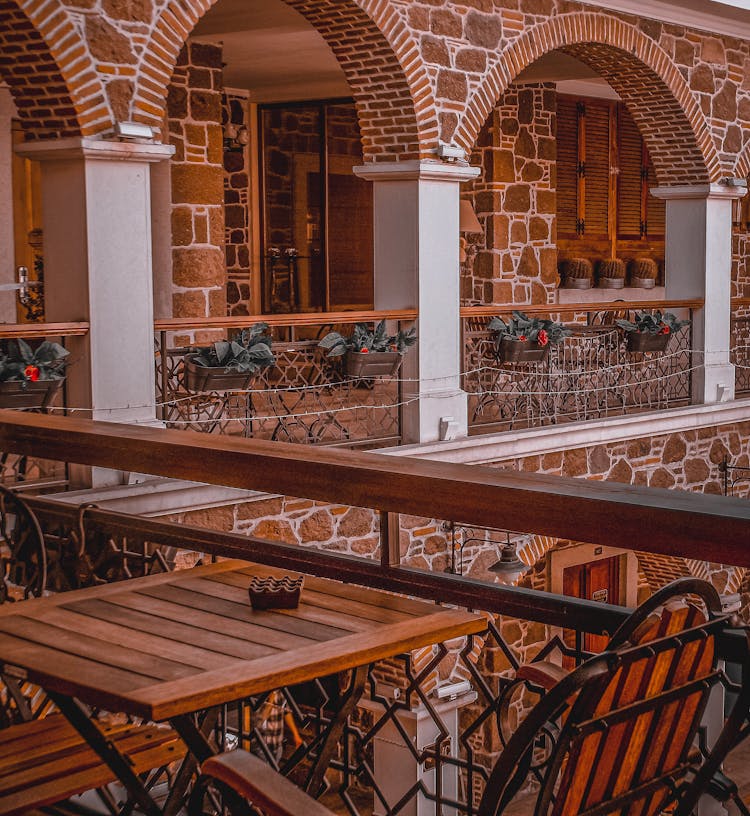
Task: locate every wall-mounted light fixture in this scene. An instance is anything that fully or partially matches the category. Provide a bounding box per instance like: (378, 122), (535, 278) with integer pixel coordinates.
(224, 123), (249, 152)
(114, 121), (155, 141)
(459, 200), (483, 263)
(488, 532), (530, 586)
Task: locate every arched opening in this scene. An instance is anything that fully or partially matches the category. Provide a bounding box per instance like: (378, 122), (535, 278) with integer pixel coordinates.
(149, 0), (429, 323)
(459, 27), (716, 308)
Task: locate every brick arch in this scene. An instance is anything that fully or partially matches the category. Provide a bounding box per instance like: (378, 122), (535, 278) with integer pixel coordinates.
(457, 12), (720, 186)
(733, 144), (750, 181)
(0, 0), (108, 138)
(132, 0), (432, 162)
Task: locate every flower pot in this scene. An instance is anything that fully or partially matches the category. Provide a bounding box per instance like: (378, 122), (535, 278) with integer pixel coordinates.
(0, 378), (64, 410)
(626, 332), (670, 353)
(183, 355), (255, 392)
(345, 350), (401, 378)
(630, 276), (655, 289)
(497, 337), (550, 364)
(597, 276), (625, 289)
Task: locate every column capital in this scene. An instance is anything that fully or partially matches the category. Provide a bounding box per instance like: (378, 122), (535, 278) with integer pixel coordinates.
(354, 160), (480, 184)
(15, 136), (174, 164)
(651, 182), (746, 201)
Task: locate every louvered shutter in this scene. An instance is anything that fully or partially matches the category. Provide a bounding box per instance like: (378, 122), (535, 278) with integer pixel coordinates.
(584, 99), (610, 236)
(557, 96), (579, 235)
(617, 106), (643, 237)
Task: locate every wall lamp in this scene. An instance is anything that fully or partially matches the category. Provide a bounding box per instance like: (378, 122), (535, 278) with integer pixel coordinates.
(114, 121), (155, 141)
(459, 200), (483, 263)
(444, 523), (530, 585)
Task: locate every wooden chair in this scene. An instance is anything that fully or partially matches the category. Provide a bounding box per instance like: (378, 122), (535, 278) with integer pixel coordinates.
(189, 579), (750, 816)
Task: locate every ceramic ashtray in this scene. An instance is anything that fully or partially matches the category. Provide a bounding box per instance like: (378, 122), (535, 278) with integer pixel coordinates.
(248, 575), (304, 610)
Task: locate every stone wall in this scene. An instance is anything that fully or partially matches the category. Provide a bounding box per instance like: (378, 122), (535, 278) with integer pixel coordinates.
(223, 92), (252, 317)
(464, 83), (557, 306)
(168, 42), (226, 332)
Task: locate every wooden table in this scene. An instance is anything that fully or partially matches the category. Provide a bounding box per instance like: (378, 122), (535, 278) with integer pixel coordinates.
(0, 560), (486, 814)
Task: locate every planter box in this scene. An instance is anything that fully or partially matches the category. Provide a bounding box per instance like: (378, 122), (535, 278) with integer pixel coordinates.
(345, 350), (401, 378)
(183, 355), (255, 392)
(497, 337), (550, 364)
(0, 378), (64, 410)
(626, 332), (670, 353)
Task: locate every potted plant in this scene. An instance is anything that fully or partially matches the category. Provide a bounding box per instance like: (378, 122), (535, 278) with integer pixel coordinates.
(184, 323), (275, 392)
(0, 338), (69, 409)
(489, 311), (571, 363)
(318, 320), (417, 377)
(616, 311), (690, 353)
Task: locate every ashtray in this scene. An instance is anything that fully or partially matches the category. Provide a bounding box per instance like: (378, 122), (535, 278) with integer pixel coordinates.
(248, 575), (304, 610)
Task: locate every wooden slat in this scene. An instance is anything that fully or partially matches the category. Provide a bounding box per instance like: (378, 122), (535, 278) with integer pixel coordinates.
(103, 590), (324, 650)
(133, 608), (486, 721)
(0, 616), (199, 682)
(63, 597), (281, 662)
(136, 584), (353, 641)
(205, 572), (414, 624)
(0, 322), (89, 339)
(184, 576), (383, 632)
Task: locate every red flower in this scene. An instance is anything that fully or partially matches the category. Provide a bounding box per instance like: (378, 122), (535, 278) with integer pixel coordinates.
(658, 325), (671, 335)
(24, 365), (40, 381)
(518, 335), (527, 341)
(360, 347), (369, 353)
(537, 329), (549, 347)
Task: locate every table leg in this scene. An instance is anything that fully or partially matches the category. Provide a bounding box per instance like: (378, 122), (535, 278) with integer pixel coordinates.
(48, 691), (163, 816)
(304, 664), (368, 797)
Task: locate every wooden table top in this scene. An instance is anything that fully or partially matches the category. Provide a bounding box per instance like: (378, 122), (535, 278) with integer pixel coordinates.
(0, 560), (486, 721)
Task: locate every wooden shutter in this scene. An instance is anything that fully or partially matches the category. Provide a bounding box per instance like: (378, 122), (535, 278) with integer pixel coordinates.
(583, 99), (610, 236)
(556, 96), (579, 236)
(617, 106), (643, 238)
(645, 158), (665, 236)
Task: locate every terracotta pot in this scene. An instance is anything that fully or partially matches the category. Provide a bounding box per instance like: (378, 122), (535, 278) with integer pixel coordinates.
(497, 337), (550, 363)
(626, 332), (670, 353)
(0, 378), (64, 410)
(345, 350), (402, 378)
(183, 355), (255, 392)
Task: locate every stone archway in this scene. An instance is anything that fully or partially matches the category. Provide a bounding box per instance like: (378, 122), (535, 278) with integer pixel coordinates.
(457, 11), (719, 186)
(0, 0), (105, 138)
(132, 0), (432, 163)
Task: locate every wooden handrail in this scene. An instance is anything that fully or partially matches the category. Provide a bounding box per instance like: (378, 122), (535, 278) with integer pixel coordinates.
(2, 411), (750, 568)
(155, 309), (418, 332)
(0, 322), (89, 339)
(460, 300), (703, 319)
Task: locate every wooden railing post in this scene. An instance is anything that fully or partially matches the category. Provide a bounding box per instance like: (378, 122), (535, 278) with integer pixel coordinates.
(380, 510), (401, 568)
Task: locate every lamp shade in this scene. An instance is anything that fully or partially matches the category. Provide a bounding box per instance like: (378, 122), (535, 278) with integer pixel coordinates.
(459, 200), (483, 234)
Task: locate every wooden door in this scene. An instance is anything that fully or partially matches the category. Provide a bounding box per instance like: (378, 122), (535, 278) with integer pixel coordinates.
(563, 555), (621, 656)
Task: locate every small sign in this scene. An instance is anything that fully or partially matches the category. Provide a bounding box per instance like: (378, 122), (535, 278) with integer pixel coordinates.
(594, 547), (603, 556)
(592, 589), (608, 603)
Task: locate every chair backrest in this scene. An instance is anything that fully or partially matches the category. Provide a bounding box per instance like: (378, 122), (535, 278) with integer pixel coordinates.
(479, 579), (750, 816)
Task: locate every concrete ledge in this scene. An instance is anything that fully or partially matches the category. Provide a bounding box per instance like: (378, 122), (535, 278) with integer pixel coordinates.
(382, 399), (750, 465)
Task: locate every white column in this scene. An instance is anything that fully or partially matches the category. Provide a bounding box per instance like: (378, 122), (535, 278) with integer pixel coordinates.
(652, 184), (744, 405)
(15, 138), (174, 431)
(0, 86), (17, 322)
(354, 161), (480, 444)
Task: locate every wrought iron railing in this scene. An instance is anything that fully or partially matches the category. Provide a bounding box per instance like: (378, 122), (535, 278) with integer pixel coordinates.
(731, 300), (750, 396)
(462, 302), (697, 434)
(155, 311), (415, 448)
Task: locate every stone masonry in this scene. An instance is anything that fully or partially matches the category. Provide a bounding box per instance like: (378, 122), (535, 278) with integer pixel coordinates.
(465, 83), (557, 306)
(8, 0), (750, 183)
(168, 42), (226, 327)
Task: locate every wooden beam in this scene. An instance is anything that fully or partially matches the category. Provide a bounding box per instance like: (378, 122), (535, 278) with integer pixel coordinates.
(1, 412), (750, 566)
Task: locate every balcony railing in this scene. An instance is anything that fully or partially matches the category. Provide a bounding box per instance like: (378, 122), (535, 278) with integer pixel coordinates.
(732, 299), (750, 396)
(462, 301), (697, 434)
(0, 322), (88, 490)
(0, 412), (748, 814)
(155, 310), (416, 449)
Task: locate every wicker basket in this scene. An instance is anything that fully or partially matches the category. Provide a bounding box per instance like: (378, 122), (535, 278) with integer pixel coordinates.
(597, 259), (626, 289)
(560, 258), (593, 290)
(628, 258), (658, 289)
(0, 378), (64, 410)
(497, 337), (550, 363)
(626, 332), (669, 353)
(345, 351), (401, 378)
(183, 355), (255, 392)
